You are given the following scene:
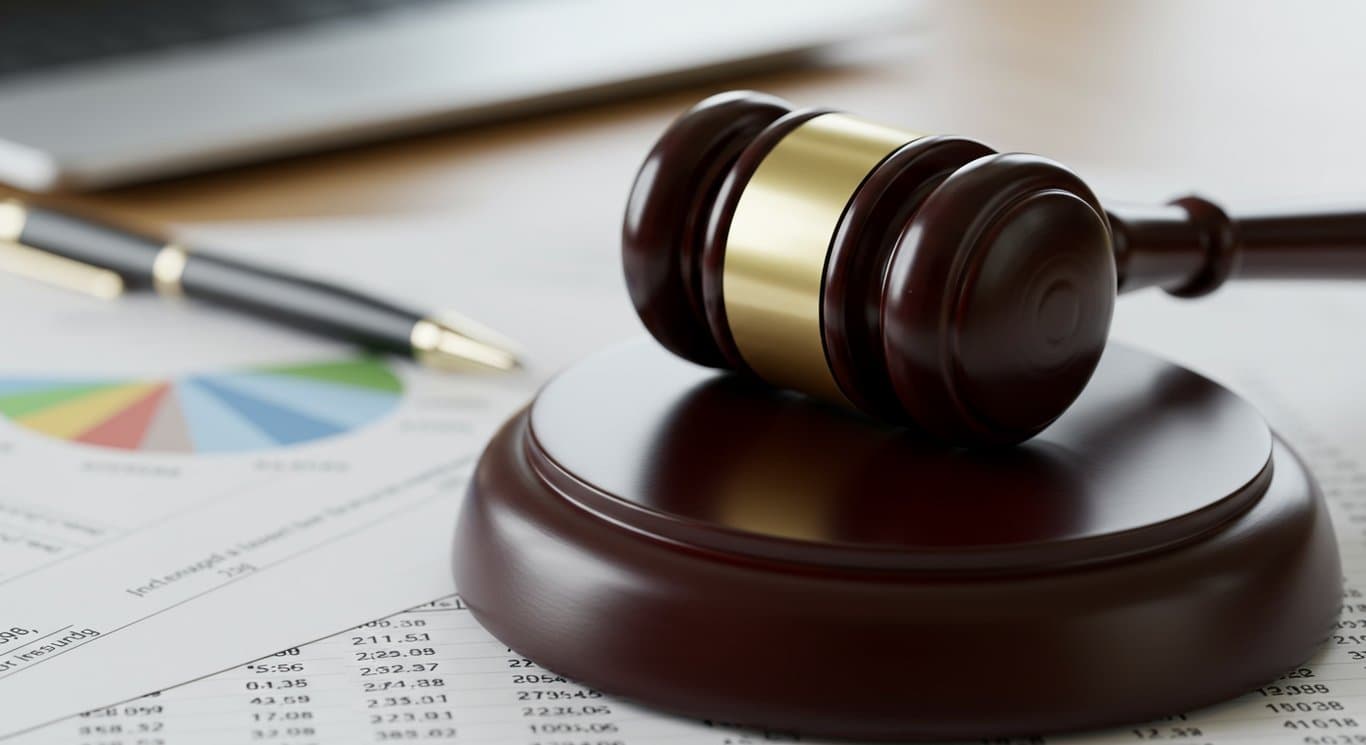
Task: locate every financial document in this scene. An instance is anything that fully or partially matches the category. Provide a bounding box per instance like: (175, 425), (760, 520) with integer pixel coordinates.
(9, 282), (1366, 745)
(0, 208), (639, 738)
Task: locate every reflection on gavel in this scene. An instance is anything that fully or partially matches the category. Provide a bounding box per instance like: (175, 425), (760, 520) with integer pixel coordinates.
(622, 90), (1366, 447)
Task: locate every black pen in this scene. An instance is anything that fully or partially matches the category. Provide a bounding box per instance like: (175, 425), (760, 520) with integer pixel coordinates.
(0, 199), (520, 372)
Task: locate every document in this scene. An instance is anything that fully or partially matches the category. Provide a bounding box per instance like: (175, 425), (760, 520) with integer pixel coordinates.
(0, 209), (640, 738)
(10, 282), (1366, 744)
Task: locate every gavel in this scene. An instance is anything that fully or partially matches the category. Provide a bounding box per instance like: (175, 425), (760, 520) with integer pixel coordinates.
(622, 90), (1366, 446)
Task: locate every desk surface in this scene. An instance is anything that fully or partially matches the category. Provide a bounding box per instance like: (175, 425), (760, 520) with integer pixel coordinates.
(9, 0), (1366, 227)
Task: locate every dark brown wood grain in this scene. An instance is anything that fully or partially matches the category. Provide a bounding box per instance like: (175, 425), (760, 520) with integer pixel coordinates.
(454, 339), (1341, 740)
(879, 153), (1114, 444)
(822, 135), (993, 417)
(622, 90), (1366, 446)
(1111, 198), (1366, 294)
(621, 90), (790, 367)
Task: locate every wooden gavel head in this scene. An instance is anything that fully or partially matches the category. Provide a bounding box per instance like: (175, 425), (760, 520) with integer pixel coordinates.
(622, 90), (1357, 446)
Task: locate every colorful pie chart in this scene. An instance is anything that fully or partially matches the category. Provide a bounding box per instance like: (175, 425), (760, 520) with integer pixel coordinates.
(0, 358), (402, 454)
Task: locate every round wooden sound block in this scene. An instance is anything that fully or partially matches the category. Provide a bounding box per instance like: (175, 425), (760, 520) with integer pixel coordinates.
(453, 339), (1341, 740)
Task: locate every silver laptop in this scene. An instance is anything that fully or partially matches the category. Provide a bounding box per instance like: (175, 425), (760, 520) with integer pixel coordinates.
(0, 0), (910, 192)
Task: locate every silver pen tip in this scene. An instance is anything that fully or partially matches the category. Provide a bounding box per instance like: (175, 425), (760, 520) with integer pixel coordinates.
(410, 317), (522, 373)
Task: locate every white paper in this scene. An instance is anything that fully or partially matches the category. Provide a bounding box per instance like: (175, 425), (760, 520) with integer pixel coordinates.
(0, 208), (640, 738)
(9, 281), (1366, 745)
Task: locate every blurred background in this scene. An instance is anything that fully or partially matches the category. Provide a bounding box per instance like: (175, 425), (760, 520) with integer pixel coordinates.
(0, 0), (1362, 226)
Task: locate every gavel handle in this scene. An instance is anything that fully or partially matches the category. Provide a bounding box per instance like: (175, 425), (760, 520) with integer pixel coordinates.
(1108, 197), (1366, 296)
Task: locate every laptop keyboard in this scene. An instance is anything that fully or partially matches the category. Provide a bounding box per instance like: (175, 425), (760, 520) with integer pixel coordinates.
(0, 0), (463, 80)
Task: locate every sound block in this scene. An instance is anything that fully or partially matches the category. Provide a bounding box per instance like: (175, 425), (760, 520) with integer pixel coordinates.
(453, 339), (1341, 740)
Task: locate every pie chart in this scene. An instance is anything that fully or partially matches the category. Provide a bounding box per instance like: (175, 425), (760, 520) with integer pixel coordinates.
(0, 358), (402, 454)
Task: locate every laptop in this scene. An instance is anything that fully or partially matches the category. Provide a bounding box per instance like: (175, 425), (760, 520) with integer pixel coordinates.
(0, 0), (910, 192)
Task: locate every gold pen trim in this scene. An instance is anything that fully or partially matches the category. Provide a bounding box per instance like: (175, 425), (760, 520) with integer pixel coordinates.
(152, 243), (190, 298)
(411, 317), (521, 373)
(722, 113), (917, 403)
(0, 200), (26, 242)
(0, 199), (124, 299)
(0, 240), (125, 299)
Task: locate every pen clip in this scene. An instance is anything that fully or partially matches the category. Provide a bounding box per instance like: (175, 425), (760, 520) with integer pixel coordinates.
(0, 199), (125, 300)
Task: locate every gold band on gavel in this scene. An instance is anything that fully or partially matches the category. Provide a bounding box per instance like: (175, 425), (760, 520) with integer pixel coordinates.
(722, 113), (919, 402)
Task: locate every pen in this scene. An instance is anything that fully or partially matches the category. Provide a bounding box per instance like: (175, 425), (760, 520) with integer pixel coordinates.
(0, 199), (520, 373)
